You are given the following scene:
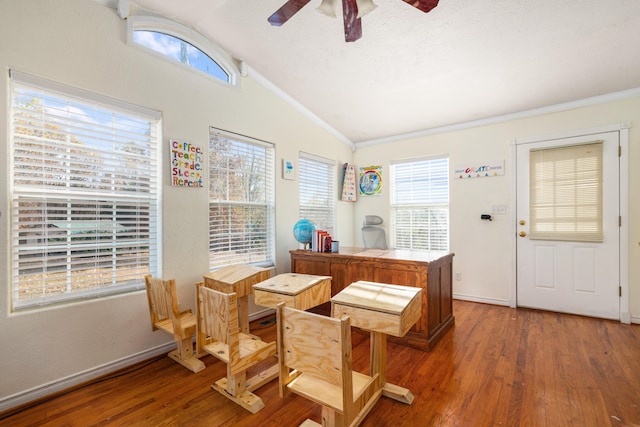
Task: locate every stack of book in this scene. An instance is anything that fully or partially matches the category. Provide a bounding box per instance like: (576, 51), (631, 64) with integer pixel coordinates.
(311, 229), (333, 253)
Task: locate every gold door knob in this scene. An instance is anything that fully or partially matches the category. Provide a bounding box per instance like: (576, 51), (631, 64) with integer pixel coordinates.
(519, 231), (527, 237)
(519, 220), (526, 226)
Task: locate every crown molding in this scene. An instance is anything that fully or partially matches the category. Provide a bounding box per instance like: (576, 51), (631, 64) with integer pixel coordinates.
(356, 87), (640, 148)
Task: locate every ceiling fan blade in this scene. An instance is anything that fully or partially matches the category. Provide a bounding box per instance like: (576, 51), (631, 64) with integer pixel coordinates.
(401, 0), (439, 13)
(342, 0), (362, 42)
(268, 0), (313, 26)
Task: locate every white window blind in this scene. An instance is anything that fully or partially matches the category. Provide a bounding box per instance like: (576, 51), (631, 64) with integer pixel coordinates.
(10, 70), (161, 310)
(298, 152), (336, 233)
(529, 142), (603, 242)
(391, 156), (449, 251)
(209, 128), (275, 268)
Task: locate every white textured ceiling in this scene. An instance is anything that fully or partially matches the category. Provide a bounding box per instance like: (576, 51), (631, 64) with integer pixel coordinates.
(130, 0), (640, 144)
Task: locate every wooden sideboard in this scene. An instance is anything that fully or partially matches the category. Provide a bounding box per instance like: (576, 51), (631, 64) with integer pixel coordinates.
(290, 247), (455, 352)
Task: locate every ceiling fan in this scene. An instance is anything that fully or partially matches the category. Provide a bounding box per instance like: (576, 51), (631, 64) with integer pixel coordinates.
(268, 0), (439, 42)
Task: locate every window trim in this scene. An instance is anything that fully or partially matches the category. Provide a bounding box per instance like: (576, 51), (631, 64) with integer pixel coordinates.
(298, 151), (337, 235)
(390, 155), (450, 252)
(126, 16), (239, 86)
(9, 69), (162, 310)
(208, 127), (275, 269)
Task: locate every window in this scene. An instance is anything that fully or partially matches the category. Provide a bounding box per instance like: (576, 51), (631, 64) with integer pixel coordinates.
(529, 142), (603, 242)
(10, 70), (161, 310)
(391, 156), (449, 251)
(127, 16), (238, 85)
(298, 152), (336, 233)
(209, 128), (275, 268)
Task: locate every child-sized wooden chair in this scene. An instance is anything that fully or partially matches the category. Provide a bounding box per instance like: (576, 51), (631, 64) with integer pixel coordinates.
(276, 302), (382, 427)
(144, 275), (205, 373)
(196, 282), (278, 413)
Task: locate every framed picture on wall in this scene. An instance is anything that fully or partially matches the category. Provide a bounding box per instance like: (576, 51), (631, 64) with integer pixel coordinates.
(282, 158), (295, 180)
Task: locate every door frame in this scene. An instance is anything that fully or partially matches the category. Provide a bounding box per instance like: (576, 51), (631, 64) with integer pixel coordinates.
(509, 122), (630, 323)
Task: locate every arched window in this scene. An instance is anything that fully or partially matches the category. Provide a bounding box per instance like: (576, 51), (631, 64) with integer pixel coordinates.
(127, 16), (238, 85)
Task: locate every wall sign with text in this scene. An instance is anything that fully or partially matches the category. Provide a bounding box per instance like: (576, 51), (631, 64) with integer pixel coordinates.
(455, 160), (504, 179)
(170, 139), (204, 187)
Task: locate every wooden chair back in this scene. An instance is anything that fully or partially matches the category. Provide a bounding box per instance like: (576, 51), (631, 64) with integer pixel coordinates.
(143, 275), (205, 373)
(144, 275), (186, 340)
(196, 282), (241, 361)
(279, 304), (350, 388)
(276, 303), (380, 427)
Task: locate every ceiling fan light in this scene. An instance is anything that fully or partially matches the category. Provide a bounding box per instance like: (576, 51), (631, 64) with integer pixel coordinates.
(355, 0), (377, 18)
(317, 0), (338, 17)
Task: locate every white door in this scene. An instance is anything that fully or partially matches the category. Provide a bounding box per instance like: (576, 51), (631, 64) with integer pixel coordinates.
(516, 131), (620, 319)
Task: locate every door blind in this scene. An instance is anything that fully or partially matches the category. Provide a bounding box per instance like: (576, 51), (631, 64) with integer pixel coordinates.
(529, 141), (604, 242)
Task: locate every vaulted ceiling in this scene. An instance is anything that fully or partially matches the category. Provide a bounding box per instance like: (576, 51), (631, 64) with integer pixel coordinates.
(129, 0), (640, 145)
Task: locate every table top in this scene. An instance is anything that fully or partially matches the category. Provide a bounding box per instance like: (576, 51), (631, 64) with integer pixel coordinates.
(331, 280), (422, 315)
(254, 273), (331, 296)
(291, 247), (453, 263)
(204, 264), (270, 286)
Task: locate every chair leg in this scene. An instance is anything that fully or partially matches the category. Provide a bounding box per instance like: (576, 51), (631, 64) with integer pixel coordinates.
(227, 370), (247, 396)
(211, 372), (266, 414)
(210, 362), (280, 414)
(321, 406), (340, 427)
(167, 337), (206, 373)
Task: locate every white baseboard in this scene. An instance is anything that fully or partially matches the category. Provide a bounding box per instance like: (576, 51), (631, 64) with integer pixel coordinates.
(454, 295), (639, 325)
(453, 294), (510, 306)
(249, 307), (274, 322)
(0, 342), (175, 414)
(1, 307), (278, 414)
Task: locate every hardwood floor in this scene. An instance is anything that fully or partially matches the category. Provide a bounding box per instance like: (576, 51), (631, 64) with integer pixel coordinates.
(3, 300), (640, 426)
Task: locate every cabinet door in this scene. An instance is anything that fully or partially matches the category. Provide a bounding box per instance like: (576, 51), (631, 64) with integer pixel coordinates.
(427, 257), (453, 334)
(373, 265), (423, 287)
(291, 256), (331, 276)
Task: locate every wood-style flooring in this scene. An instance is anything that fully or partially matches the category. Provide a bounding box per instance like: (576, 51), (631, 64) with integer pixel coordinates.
(2, 300), (640, 426)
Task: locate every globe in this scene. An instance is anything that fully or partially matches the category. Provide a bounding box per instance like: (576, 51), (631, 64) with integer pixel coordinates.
(293, 218), (318, 250)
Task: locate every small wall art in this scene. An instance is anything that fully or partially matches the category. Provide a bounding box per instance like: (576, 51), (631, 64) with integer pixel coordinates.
(170, 139), (204, 187)
(282, 158), (295, 180)
(359, 165), (382, 196)
(341, 163), (357, 201)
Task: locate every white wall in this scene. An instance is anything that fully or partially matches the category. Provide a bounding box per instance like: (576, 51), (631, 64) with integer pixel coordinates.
(2, 0), (639, 413)
(0, 0), (354, 409)
(354, 97), (640, 311)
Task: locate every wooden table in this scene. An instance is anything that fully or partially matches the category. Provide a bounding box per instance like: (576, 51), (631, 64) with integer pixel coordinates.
(331, 280), (422, 404)
(203, 265), (271, 334)
(253, 273), (332, 310)
(291, 248), (454, 351)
